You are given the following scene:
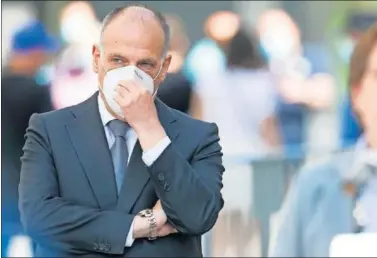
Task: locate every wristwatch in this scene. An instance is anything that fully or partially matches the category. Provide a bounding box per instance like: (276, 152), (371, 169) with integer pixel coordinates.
(138, 209), (158, 240)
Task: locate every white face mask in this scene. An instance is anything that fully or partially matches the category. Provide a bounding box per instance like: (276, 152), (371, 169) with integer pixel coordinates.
(101, 65), (162, 118)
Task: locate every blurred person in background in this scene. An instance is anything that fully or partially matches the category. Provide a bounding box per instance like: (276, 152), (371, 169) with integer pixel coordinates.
(193, 28), (279, 256)
(339, 13), (377, 148)
(59, 1), (100, 46)
(192, 27), (280, 156)
(50, 1), (100, 109)
(51, 44), (98, 109)
(1, 2), (36, 66)
(272, 23), (377, 257)
(156, 14), (192, 113)
(257, 9), (335, 158)
(1, 20), (58, 257)
(341, 97), (363, 148)
(184, 11), (240, 85)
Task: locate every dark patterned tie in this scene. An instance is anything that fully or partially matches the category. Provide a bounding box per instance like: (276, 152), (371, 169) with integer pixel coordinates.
(108, 120), (129, 195)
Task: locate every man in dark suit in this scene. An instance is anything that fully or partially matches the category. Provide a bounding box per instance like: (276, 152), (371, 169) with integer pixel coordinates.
(19, 3), (224, 257)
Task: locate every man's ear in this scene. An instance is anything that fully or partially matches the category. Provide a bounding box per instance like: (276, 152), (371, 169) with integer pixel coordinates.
(92, 44), (100, 74)
(159, 54), (172, 82)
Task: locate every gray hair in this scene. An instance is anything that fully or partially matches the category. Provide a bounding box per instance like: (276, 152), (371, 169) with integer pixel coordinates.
(99, 3), (170, 57)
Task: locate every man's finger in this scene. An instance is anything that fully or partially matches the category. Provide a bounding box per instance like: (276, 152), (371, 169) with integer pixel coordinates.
(117, 80), (132, 91)
(115, 84), (127, 98)
(114, 94), (124, 108)
(167, 224), (178, 233)
(165, 223), (177, 233)
(119, 80), (139, 93)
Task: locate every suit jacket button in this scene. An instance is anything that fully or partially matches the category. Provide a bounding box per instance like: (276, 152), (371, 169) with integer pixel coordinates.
(163, 183), (171, 191)
(158, 173), (164, 181)
(93, 243), (99, 251)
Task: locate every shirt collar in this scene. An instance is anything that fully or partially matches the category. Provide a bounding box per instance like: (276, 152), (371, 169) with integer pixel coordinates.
(98, 94), (115, 127)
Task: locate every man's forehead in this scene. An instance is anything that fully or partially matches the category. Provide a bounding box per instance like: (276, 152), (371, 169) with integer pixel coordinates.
(101, 8), (165, 57)
(105, 7), (162, 34)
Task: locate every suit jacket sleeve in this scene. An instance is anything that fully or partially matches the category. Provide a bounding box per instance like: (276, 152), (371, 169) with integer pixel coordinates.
(19, 114), (133, 255)
(148, 123), (224, 235)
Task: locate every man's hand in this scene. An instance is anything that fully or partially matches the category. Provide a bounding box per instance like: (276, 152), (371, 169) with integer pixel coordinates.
(114, 81), (166, 151)
(156, 223), (178, 237)
(132, 200), (177, 239)
(153, 200), (178, 237)
(132, 200), (168, 240)
(152, 200), (167, 228)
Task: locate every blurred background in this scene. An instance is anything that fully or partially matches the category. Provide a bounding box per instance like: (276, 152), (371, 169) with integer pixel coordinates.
(2, 0), (377, 257)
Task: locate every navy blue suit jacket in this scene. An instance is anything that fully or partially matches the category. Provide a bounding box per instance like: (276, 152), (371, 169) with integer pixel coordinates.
(19, 92), (224, 257)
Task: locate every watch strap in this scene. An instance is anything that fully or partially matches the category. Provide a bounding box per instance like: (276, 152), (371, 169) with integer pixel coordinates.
(138, 209), (158, 240)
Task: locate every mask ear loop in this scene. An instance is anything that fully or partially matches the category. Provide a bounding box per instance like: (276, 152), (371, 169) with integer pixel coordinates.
(98, 52), (117, 96)
(152, 64), (163, 98)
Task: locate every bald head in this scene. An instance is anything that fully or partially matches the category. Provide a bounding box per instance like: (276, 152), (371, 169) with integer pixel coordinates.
(100, 3), (170, 56)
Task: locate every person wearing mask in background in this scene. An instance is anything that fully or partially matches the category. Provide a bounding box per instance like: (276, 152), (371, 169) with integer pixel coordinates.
(1, 20), (58, 257)
(156, 14), (192, 114)
(192, 28), (279, 256)
(257, 9), (335, 159)
(272, 23), (377, 257)
(184, 11), (240, 85)
(19, 4), (224, 257)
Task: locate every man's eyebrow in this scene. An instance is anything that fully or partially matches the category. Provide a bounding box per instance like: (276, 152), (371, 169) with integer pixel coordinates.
(137, 58), (157, 64)
(107, 53), (127, 59)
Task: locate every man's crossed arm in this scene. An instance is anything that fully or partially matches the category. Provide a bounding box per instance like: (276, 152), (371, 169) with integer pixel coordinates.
(19, 114), (224, 255)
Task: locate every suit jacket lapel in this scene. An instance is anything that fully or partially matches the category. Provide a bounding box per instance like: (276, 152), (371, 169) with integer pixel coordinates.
(116, 98), (180, 213)
(66, 92), (118, 209)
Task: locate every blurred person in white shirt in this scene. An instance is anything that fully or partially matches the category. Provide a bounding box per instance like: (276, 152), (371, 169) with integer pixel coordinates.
(192, 27), (280, 257)
(192, 28), (280, 156)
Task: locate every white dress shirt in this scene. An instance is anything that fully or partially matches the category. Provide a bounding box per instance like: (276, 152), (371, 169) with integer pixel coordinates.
(97, 95), (171, 247)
